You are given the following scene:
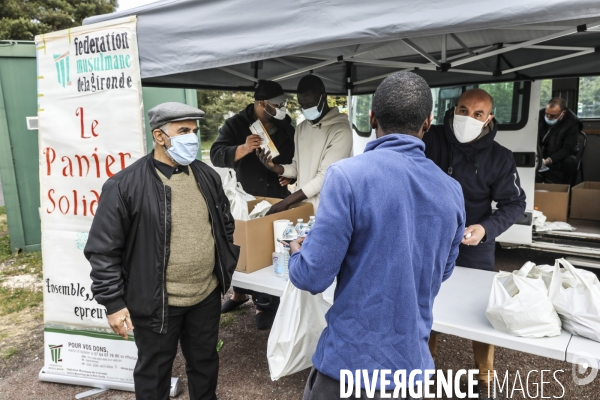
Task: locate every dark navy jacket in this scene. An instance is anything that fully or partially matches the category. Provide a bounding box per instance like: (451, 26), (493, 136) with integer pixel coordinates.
(423, 110), (526, 270)
(290, 134), (465, 389)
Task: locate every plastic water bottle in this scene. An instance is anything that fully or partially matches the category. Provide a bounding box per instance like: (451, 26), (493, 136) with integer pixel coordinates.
(282, 222), (297, 241)
(273, 244), (286, 278)
(307, 216), (315, 229)
(295, 219), (304, 236)
(281, 222), (296, 277)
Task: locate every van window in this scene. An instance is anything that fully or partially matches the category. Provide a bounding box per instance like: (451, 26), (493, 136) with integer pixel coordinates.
(540, 79), (552, 109)
(577, 76), (600, 119)
(351, 94), (373, 137)
(352, 81), (530, 137)
(432, 82), (529, 128)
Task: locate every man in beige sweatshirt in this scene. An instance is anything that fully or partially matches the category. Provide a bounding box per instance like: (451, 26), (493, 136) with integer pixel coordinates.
(258, 75), (353, 214)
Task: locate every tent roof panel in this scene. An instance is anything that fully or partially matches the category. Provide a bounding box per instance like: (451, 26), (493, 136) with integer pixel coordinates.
(84, 1), (600, 93)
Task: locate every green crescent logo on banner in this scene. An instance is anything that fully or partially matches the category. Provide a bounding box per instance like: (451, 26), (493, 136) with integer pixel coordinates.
(53, 52), (71, 88)
(49, 344), (63, 363)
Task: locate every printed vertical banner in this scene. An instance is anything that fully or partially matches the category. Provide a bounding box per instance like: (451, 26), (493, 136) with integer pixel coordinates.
(35, 17), (145, 383)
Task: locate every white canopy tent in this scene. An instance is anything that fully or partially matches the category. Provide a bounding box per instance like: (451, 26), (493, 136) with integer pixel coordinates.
(84, 0), (600, 95)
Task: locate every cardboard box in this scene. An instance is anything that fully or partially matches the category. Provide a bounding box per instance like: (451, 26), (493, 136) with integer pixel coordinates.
(234, 197), (314, 273)
(534, 183), (570, 222)
(570, 182), (600, 221)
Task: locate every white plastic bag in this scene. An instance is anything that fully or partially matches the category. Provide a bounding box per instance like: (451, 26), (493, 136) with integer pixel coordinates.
(267, 280), (330, 380)
(485, 262), (562, 338)
(248, 200), (272, 220)
(549, 258), (600, 342)
(222, 169), (255, 221)
(535, 263), (597, 290)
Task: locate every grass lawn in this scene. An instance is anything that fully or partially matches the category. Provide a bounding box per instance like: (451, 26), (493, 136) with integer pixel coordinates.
(0, 207), (44, 359)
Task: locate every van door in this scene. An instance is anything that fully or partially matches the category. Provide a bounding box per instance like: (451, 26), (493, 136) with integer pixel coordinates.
(351, 80), (539, 245)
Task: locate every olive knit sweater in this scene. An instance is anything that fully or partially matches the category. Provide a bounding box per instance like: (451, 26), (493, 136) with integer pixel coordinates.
(158, 170), (218, 307)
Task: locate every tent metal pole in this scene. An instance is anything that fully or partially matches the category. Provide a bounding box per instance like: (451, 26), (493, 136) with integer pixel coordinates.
(270, 58), (339, 81)
(502, 49), (595, 74)
(449, 33), (474, 55)
(350, 59), (493, 75)
(401, 39), (442, 67)
(441, 34), (447, 63)
(270, 42), (391, 82)
(495, 25), (573, 31)
(347, 87), (353, 125)
(446, 44), (500, 62)
(346, 62), (353, 125)
(525, 45), (594, 51)
(351, 58), (433, 70)
(219, 67), (258, 83)
(354, 71), (406, 86)
(272, 58), (340, 86)
(452, 21), (600, 67)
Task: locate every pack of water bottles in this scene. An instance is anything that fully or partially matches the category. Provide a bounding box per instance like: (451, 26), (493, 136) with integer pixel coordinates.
(273, 216), (315, 279)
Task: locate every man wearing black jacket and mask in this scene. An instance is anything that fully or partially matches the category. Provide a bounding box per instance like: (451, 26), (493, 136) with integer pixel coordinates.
(423, 88), (526, 400)
(537, 97), (581, 185)
(210, 80), (295, 329)
(85, 102), (240, 400)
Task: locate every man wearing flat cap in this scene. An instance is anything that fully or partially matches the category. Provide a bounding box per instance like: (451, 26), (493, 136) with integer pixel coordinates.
(211, 80), (295, 329)
(85, 102), (239, 400)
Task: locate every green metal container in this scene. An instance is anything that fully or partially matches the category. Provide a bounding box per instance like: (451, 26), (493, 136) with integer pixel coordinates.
(0, 41), (198, 253)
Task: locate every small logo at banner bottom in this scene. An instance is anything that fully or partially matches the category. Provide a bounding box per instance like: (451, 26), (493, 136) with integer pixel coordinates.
(49, 344), (63, 363)
(53, 52), (71, 88)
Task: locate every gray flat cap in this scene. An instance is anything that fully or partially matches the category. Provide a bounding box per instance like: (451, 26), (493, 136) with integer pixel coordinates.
(148, 102), (205, 130)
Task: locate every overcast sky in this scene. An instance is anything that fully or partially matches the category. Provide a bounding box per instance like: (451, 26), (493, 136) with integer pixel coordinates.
(117, 0), (160, 11)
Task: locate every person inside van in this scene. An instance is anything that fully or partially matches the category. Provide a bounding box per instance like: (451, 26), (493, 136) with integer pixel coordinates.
(210, 80), (295, 330)
(423, 88), (526, 400)
(257, 74), (353, 215)
(537, 97), (581, 186)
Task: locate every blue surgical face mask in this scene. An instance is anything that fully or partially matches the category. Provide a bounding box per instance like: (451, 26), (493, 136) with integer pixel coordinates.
(544, 115), (559, 125)
(163, 132), (199, 165)
(301, 95), (324, 121)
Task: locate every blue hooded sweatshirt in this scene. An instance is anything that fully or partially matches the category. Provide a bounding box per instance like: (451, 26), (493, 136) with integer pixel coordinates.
(289, 134), (465, 389)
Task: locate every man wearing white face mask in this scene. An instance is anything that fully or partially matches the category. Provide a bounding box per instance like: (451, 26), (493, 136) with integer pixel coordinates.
(423, 89), (526, 400)
(85, 102), (240, 400)
(257, 74), (353, 214)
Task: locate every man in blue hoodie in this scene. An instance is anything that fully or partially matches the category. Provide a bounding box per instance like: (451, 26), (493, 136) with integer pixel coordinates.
(423, 88), (527, 399)
(288, 71), (465, 399)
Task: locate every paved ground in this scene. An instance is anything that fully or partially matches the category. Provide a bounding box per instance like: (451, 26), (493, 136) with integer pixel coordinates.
(1, 247), (599, 399)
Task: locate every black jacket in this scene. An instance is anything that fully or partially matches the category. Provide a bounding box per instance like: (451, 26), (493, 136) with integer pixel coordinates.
(84, 153), (240, 334)
(423, 110), (526, 270)
(210, 104), (295, 198)
(538, 108), (581, 164)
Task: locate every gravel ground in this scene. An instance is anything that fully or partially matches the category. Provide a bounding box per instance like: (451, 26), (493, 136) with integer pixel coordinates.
(0, 246), (599, 399)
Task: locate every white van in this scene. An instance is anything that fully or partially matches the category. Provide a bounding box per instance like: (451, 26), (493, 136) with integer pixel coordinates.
(351, 78), (600, 267)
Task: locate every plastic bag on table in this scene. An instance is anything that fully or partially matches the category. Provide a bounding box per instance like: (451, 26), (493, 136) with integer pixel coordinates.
(534, 263), (597, 290)
(549, 258), (600, 342)
(222, 169), (254, 221)
(485, 261), (562, 338)
(267, 280), (330, 380)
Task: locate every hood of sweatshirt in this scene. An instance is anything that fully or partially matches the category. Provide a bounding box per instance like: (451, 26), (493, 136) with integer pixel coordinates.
(307, 107), (350, 129)
(364, 132), (425, 157)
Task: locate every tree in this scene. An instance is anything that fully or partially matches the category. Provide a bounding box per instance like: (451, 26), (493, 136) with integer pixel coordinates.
(0, 0), (118, 41)
(196, 90), (255, 148)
